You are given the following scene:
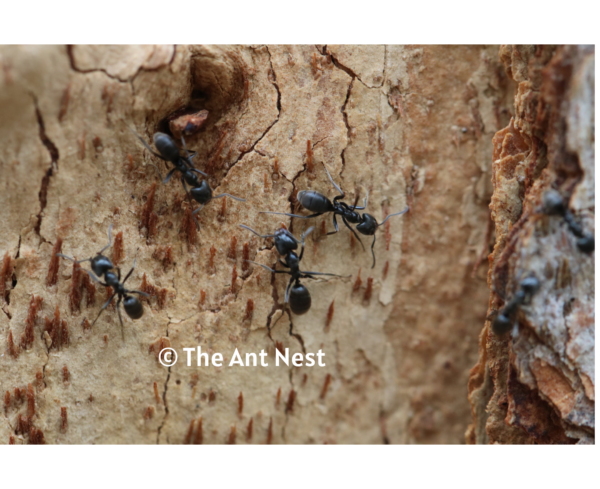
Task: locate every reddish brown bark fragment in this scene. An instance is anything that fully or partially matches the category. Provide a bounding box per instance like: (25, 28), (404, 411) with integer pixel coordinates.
(112, 231), (124, 266)
(193, 417), (203, 445)
(320, 374), (332, 400)
(228, 235), (237, 260)
(46, 237), (63, 286)
(325, 300), (335, 331)
(227, 425), (237, 444)
(61, 407), (68, 432)
(246, 418), (253, 442)
(184, 419), (195, 444)
(285, 390), (296, 414)
(27, 383), (35, 418)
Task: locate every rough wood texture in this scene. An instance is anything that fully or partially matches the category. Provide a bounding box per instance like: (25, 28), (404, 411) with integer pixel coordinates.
(2, 45), (512, 444)
(466, 45), (595, 444)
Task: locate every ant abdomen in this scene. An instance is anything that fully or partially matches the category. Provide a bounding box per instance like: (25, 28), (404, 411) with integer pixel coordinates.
(289, 283), (311, 315)
(123, 296), (144, 320)
(297, 190), (334, 213)
(153, 132), (180, 163)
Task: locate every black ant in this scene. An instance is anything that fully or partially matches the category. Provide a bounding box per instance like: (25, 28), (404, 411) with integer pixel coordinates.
(128, 127), (245, 227)
(241, 224), (348, 315)
(57, 225), (148, 340)
(492, 276), (540, 335)
(260, 163), (408, 268)
(542, 189), (594, 253)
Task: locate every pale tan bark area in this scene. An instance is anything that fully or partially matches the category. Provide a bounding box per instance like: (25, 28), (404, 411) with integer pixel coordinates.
(1, 45), (510, 444)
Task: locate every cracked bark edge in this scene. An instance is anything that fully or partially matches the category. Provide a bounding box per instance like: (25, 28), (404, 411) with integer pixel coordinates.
(66, 45), (174, 85)
(219, 46), (282, 185)
(32, 96), (59, 239)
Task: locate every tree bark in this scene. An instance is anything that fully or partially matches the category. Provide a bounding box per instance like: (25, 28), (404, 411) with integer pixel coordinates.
(466, 45), (595, 444)
(1, 45), (584, 445)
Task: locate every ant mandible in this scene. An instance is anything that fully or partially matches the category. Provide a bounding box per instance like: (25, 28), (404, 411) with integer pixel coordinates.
(128, 127), (245, 227)
(260, 163), (408, 268)
(57, 225), (148, 340)
(241, 224), (348, 315)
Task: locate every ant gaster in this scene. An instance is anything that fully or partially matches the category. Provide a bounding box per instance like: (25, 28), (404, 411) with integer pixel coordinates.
(241, 224), (348, 315)
(128, 127), (245, 226)
(260, 163), (408, 268)
(57, 225), (148, 339)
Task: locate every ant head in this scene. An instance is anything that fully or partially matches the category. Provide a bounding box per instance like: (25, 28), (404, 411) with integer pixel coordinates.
(356, 214), (378, 236)
(123, 295), (144, 320)
(289, 281), (311, 315)
(274, 229), (298, 256)
(153, 132), (180, 163)
(91, 255), (113, 277)
(190, 180), (213, 205)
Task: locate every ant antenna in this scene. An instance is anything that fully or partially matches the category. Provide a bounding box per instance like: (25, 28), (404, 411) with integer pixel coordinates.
(378, 207), (409, 226)
(239, 225), (276, 239)
(322, 163), (345, 196)
(99, 224), (114, 254)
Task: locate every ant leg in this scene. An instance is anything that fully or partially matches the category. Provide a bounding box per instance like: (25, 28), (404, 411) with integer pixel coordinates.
(378, 206), (409, 226)
(192, 205), (205, 216)
(179, 135), (203, 172)
(239, 224), (276, 239)
(301, 226), (315, 242)
(190, 168), (208, 177)
(351, 190), (369, 211)
(298, 225), (314, 261)
(180, 135), (193, 162)
(322, 163), (345, 201)
(370, 235), (376, 269)
(245, 260), (290, 275)
(92, 292), (117, 327)
(180, 177), (201, 229)
(146, 162), (166, 181)
(116, 295), (125, 341)
(302, 271), (351, 279)
(212, 193), (246, 202)
(122, 249), (139, 284)
(326, 214), (340, 236)
(82, 269), (109, 286)
(98, 224), (114, 254)
(127, 290), (150, 297)
(341, 215), (365, 251)
(284, 277), (294, 304)
(55, 253), (91, 265)
(126, 125), (164, 160)
(259, 211), (324, 220)
(163, 168), (177, 184)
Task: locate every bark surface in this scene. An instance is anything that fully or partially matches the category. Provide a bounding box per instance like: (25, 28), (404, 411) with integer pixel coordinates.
(0, 45), (543, 444)
(466, 45), (595, 444)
